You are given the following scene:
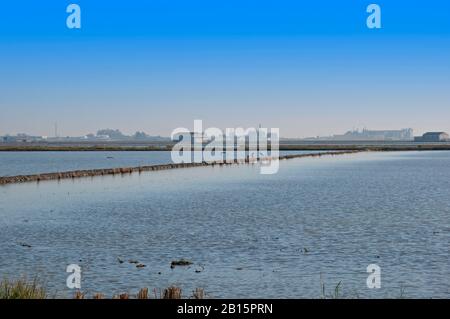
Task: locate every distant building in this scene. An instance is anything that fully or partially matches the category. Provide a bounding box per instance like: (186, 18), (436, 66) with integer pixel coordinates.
(1, 134), (46, 143)
(96, 129), (126, 140)
(331, 128), (414, 141)
(414, 132), (450, 142)
(95, 134), (111, 140)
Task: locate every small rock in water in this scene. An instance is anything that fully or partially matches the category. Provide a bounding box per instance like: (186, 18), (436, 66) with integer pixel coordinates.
(170, 259), (193, 269)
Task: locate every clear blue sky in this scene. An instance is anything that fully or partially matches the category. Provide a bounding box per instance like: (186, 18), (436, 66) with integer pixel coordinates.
(0, 0), (449, 137)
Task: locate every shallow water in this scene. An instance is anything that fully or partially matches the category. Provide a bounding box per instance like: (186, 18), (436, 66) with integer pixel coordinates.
(0, 151), (449, 298)
(0, 150), (322, 177)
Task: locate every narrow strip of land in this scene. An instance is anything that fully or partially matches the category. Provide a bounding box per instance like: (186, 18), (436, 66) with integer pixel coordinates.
(1, 143), (450, 151)
(0, 150), (361, 186)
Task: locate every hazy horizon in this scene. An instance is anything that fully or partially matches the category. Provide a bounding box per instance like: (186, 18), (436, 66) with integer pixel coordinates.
(0, 125), (441, 140)
(1, 1), (450, 138)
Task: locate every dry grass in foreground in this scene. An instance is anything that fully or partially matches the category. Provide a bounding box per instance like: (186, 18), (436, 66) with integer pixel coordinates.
(74, 286), (205, 299)
(0, 278), (47, 299)
(0, 279), (204, 299)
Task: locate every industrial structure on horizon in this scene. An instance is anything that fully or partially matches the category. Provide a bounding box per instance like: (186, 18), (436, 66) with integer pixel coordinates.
(334, 128), (414, 141)
(306, 128), (415, 141)
(414, 132), (450, 142)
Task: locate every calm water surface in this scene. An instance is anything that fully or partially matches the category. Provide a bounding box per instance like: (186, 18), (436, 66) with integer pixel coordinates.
(0, 151), (449, 298)
(0, 150), (322, 177)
